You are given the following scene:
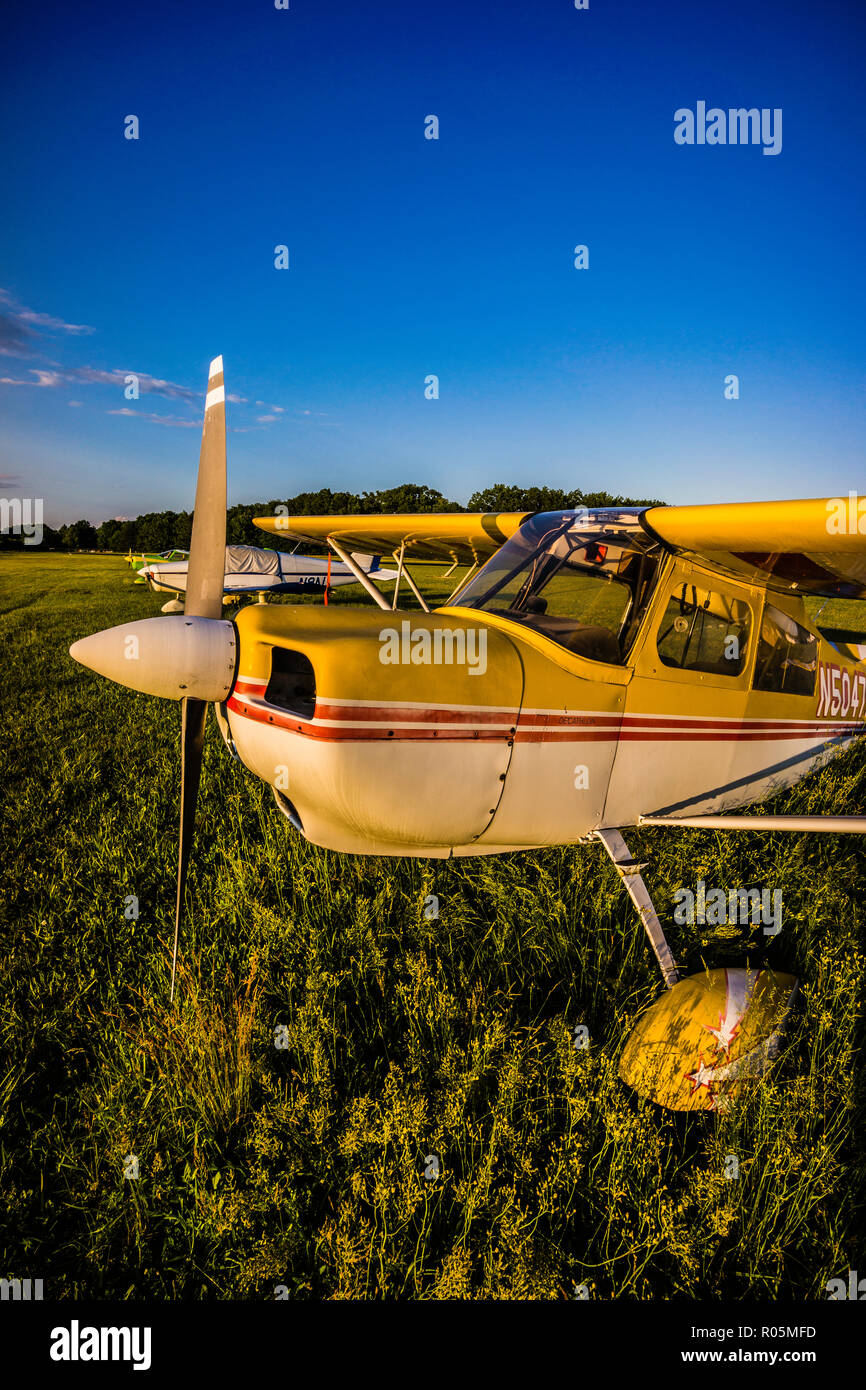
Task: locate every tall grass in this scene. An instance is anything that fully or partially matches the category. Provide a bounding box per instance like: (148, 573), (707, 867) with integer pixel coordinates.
(0, 554), (863, 1299)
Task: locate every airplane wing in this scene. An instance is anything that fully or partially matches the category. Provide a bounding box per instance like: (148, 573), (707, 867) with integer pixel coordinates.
(252, 511), (530, 566)
(642, 497), (866, 599)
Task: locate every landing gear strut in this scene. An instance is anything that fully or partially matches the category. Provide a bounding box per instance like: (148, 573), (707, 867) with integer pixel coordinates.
(593, 828), (679, 987)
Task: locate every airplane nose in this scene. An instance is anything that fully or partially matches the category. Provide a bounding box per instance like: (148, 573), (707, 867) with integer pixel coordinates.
(69, 615), (237, 701)
(225, 603), (526, 854)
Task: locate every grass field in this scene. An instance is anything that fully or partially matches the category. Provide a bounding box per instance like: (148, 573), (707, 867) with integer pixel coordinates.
(1, 553), (865, 1300)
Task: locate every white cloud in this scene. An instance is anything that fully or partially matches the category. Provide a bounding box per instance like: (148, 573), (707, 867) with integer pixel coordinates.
(0, 287), (94, 348)
(1, 363), (199, 403)
(0, 370), (59, 386)
(107, 407), (198, 428)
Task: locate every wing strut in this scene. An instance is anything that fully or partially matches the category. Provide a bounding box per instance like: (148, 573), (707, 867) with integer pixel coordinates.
(446, 560), (478, 604)
(397, 558), (430, 613)
(593, 829), (679, 988)
(640, 814), (866, 833)
(327, 536), (432, 613)
(391, 541), (405, 611)
(327, 537), (391, 611)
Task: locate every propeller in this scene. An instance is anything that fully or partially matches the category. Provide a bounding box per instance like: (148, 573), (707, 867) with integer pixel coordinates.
(170, 355), (228, 999)
(69, 356), (236, 1002)
(174, 695), (208, 1000)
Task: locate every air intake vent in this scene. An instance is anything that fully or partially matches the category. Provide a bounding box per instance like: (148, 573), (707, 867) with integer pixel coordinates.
(265, 647), (316, 719)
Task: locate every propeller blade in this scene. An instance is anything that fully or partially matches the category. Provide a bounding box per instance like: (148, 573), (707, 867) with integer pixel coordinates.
(171, 695), (208, 1002)
(69, 356), (233, 1002)
(185, 355), (227, 620)
(170, 356), (229, 1000)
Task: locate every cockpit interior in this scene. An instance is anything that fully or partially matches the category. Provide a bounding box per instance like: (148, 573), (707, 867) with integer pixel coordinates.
(455, 509), (663, 663)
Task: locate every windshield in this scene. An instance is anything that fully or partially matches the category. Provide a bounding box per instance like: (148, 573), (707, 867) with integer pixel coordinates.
(453, 509), (662, 664)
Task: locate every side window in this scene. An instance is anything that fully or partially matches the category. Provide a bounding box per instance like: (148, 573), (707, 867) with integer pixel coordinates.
(753, 604), (817, 697)
(656, 583), (750, 676)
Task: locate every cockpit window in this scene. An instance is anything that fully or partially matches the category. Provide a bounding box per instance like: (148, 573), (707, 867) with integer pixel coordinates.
(454, 509), (662, 664)
(753, 604), (817, 696)
(656, 584), (751, 676)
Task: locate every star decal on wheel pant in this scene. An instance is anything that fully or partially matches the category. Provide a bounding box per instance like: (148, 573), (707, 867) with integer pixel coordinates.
(685, 1054), (717, 1097)
(704, 1010), (741, 1055)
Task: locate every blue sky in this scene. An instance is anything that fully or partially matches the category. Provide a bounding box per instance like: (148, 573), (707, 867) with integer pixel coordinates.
(1, 0), (865, 525)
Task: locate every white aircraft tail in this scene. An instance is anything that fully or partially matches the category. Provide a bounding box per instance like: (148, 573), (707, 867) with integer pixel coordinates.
(349, 552), (382, 573)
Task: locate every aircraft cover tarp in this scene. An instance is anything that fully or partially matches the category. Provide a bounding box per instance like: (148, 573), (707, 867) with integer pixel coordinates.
(225, 545), (280, 575)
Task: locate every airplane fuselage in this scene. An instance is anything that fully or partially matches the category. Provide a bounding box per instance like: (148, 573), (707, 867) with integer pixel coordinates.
(216, 550), (866, 857)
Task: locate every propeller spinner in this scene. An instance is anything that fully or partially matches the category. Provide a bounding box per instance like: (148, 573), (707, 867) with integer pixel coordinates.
(69, 356), (237, 1000)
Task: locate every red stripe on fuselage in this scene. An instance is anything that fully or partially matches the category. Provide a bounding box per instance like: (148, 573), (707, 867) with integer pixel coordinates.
(226, 688), (864, 744)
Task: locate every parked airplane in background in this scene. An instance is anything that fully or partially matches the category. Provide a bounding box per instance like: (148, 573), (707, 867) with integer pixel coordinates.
(71, 358), (866, 1113)
(139, 543), (397, 606)
(127, 548), (190, 582)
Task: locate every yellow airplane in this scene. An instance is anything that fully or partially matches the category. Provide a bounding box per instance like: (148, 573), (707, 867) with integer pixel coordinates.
(70, 359), (866, 1112)
(126, 548), (191, 582)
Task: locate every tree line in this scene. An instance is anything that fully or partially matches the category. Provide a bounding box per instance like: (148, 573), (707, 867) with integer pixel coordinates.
(1, 481), (664, 552)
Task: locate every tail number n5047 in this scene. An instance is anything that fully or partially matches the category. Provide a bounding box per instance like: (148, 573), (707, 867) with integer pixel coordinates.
(817, 661), (866, 719)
